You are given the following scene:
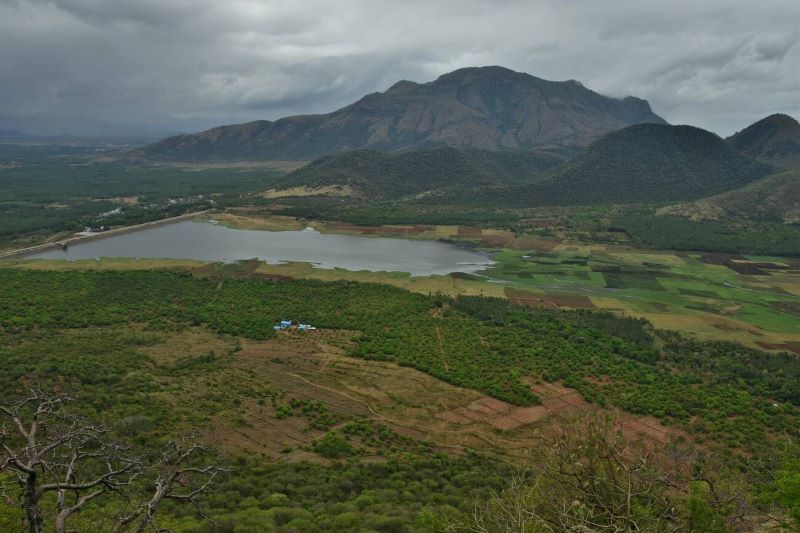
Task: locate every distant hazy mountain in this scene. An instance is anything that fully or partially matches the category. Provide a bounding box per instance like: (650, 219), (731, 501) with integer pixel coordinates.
(466, 123), (773, 207)
(658, 168), (800, 224)
(272, 146), (572, 199)
(727, 114), (800, 167)
(137, 66), (666, 161)
(0, 112), (223, 141)
(0, 129), (27, 139)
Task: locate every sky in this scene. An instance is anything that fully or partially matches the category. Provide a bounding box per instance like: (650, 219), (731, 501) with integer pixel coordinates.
(0, 0), (798, 138)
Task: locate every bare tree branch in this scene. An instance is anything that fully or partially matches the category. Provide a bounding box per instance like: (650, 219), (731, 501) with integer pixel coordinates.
(0, 389), (143, 533)
(112, 435), (225, 533)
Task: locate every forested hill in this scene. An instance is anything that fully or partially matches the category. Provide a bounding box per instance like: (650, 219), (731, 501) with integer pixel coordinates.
(658, 168), (800, 224)
(474, 123), (773, 207)
(727, 113), (800, 167)
(135, 66), (665, 161)
(271, 146), (571, 199)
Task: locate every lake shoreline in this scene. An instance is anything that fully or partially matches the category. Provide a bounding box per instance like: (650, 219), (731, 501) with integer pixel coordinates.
(0, 210), (213, 260)
(17, 219), (495, 277)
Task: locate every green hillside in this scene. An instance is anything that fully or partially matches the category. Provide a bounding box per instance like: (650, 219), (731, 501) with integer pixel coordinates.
(480, 123), (772, 207)
(727, 113), (800, 167)
(273, 146), (570, 199)
(658, 168), (800, 224)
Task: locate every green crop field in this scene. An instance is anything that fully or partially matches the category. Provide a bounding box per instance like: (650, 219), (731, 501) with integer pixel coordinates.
(483, 244), (800, 348)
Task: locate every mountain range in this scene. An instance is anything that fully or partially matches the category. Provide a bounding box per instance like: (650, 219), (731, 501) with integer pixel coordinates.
(275, 122), (774, 206)
(133, 65), (799, 217)
(138, 66), (665, 161)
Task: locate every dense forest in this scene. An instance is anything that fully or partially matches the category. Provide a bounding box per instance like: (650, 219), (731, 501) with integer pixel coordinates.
(502, 123), (773, 206)
(269, 123), (773, 208)
(614, 214), (800, 256)
(273, 147), (570, 199)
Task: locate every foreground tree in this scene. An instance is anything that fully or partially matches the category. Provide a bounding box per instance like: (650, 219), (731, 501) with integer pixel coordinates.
(0, 389), (222, 533)
(112, 438), (223, 533)
(445, 409), (754, 533)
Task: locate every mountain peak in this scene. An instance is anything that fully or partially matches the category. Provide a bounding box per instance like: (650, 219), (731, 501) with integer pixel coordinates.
(435, 65), (525, 81)
(139, 66), (666, 161)
(385, 80), (419, 93)
(728, 113), (800, 167)
(761, 113), (799, 126)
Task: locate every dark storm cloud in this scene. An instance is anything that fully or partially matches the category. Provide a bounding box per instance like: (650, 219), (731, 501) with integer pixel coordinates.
(0, 0), (797, 136)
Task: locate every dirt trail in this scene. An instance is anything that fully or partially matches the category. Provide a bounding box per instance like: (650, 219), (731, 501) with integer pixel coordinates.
(287, 371), (396, 423)
(286, 369), (522, 444)
(434, 324), (450, 372)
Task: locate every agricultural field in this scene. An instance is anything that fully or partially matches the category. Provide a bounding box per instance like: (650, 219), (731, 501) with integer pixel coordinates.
(485, 246), (800, 349)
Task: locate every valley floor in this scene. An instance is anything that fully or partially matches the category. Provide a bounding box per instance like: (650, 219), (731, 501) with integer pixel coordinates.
(1, 240), (798, 530)
(12, 210), (796, 350)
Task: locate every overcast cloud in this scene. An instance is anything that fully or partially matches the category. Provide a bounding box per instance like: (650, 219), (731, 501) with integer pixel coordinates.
(1, 0), (798, 137)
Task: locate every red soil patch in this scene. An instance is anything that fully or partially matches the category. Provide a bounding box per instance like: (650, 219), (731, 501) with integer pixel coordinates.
(517, 237), (560, 252)
(481, 235), (515, 247)
(505, 292), (559, 310)
(544, 293), (596, 308)
(531, 382), (588, 414)
(481, 235), (560, 251)
(505, 288), (595, 309)
(251, 273), (295, 282)
(527, 381), (688, 446)
(756, 341), (800, 354)
(230, 259), (262, 278)
(457, 226), (483, 237)
(326, 223), (431, 236)
(436, 396), (547, 431)
(323, 223), (363, 232)
(191, 264), (217, 278)
(699, 253), (747, 265)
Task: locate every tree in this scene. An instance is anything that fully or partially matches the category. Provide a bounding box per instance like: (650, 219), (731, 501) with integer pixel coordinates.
(0, 389), (222, 533)
(112, 438), (224, 533)
(447, 410), (692, 532)
(0, 389), (139, 533)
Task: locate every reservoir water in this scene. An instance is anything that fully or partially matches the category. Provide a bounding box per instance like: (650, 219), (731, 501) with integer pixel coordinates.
(28, 220), (494, 276)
